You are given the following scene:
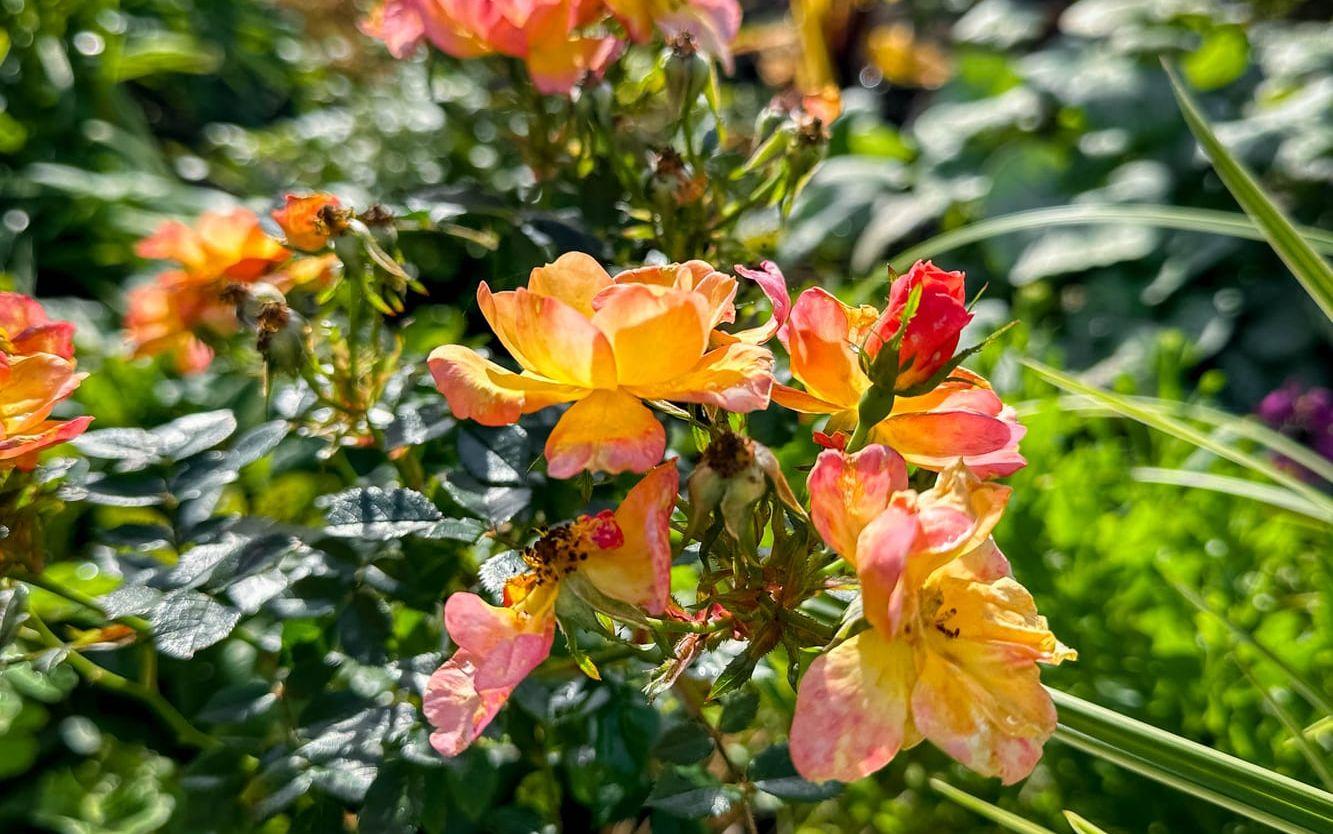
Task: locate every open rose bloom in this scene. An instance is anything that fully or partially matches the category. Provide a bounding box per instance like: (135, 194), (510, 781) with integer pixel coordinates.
(425, 461), (677, 755)
(127, 207), (334, 373)
(0, 293), (92, 469)
(362, 0), (742, 94)
(774, 260), (1026, 478)
(429, 253), (780, 477)
(790, 445), (1074, 784)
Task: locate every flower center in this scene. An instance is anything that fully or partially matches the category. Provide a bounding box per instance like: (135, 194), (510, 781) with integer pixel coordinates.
(521, 510), (623, 587)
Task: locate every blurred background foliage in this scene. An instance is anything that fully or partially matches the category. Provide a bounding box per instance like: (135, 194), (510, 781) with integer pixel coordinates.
(0, 0), (1330, 832)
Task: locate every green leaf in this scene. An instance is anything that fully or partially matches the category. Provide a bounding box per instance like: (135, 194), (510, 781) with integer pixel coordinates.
(457, 425), (530, 485)
(1233, 655), (1333, 791)
(1164, 59), (1333, 320)
(1160, 571), (1333, 717)
(886, 203), (1333, 274)
(1130, 467), (1328, 521)
(323, 487), (443, 539)
(360, 760), (425, 834)
(1051, 688), (1333, 834)
(1022, 360), (1333, 521)
(929, 778), (1055, 834)
(72, 410), (238, 471)
(717, 688), (759, 733)
(646, 769), (740, 819)
(0, 585), (29, 650)
(748, 744), (842, 802)
(653, 721), (715, 765)
(1063, 810), (1113, 834)
(1023, 394), (1333, 485)
(150, 590), (242, 659)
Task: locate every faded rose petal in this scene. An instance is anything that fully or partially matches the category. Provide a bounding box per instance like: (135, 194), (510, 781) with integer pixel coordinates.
(806, 444), (908, 566)
(790, 630), (916, 783)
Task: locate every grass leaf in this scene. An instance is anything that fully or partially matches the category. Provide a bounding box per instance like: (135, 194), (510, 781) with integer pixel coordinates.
(1021, 360), (1333, 521)
(1131, 467), (1328, 521)
(887, 203), (1333, 274)
(1051, 689), (1333, 834)
(1163, 59), (1333, 320)
(928, 778), (1056, 834)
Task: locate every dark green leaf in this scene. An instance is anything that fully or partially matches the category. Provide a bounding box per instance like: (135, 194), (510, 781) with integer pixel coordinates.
(324, 486), (444, 539)
(748, 744), (843, 802)
(646, 769), (739, 819)
(457, 425), (530, 485)
(717, 688), (759, 733)
(150, 590), (242, 659)
(653, 721), (715, 765)
(0, 585), (29, 650)
(361, 760), (425, 834)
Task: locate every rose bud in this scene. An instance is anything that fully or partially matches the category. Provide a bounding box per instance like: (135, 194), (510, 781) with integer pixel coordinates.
(686, 432), (802, 540)
(272, 193), (347, 252)
(870, 260), (972, 391)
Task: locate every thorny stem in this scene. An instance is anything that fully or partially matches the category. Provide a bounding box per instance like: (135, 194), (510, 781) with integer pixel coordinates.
(24, 610), (216, 750)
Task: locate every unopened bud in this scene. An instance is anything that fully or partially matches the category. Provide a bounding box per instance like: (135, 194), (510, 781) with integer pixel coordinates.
(665, 34), (709, 112)
(686, 433), (802, 540)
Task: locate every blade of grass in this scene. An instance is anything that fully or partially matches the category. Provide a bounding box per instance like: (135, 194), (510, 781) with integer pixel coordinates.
(1063, 811), (1111, 834)
(1233, 654), (1333, 791)
(1051, 689), (1333, 834)
(1164, 59), (1333, 320)
(1021, 360), (1333, 521)
(928, 778), (1057, 834)
(1016, 394), (1333, 485)
(1131, 466), (1327, 521)
(1159, 570), (1333, 717)
(887, 204), (1333, 274)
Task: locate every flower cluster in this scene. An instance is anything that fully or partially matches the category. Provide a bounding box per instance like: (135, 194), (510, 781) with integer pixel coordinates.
(427, 252), (1072, 785)
(361, 0), (741, 94)
(0, 293), (92, 469)
(127, 203), (340, 373)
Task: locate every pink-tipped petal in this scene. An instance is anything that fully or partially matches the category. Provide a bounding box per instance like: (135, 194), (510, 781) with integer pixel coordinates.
(790, 630), (916, 783)
(428, 345), (587, 426)
(730, 260), (792, 345)
(807, 444), (908, 566)
(584, 459), (679, 614)
(544, 388), (666, 478)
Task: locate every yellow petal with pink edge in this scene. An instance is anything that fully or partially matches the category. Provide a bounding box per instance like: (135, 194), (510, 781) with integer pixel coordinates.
(770, 383), (845, 415)
(477, 284), (616, 388)
(782, 288), (876, 411)
(871, 410), (1015, 459)
(931, 551), (1077, 666)
(590, 284), (711, 386)
(0, 416), (94, 469)
(428, 345), (587, 426)
(524, 34), (620, 95)
(888, 370), (1027, 477)
(611, 261), (737, 330)
(790, 629), (916, 783)
(528, 252), (613, 317)
(443, 592), (556, 691)
(806, 445), (908, 565)
(854, 501), (921, 635)
(423, 654), (511, 757)
(0, 354), (84, 436)
(583, 459), (679, 614)
(625, 342), (773, 413)
(910, 637), (1059, 784)
(544, 388), (665, 478)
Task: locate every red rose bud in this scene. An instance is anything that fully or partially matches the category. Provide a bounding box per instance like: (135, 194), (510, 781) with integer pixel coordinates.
(872, 260), (971, 391)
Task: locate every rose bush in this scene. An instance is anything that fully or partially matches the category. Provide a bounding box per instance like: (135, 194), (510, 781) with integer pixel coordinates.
(1, 2), (1330, 834)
